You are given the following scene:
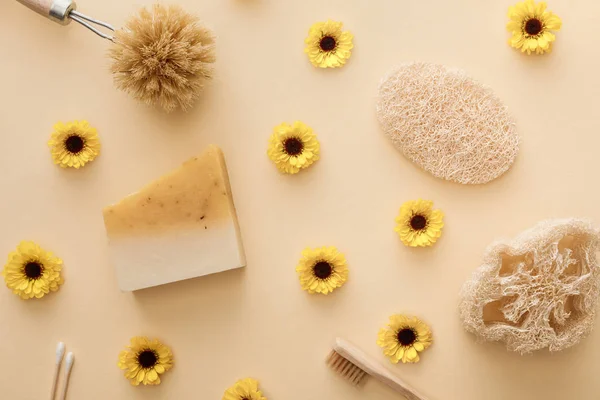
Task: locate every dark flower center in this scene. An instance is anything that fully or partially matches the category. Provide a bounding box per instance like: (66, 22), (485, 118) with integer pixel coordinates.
(397, 328), (417, 346)
(525, 18), (543, 35)
(24, 262), (43, 279)
(319, 36), (337, 52)
(313, 261), (333, 279)
(137, 350), (158, 368)
(65, 135), (85, 154)
(283, 137), (304, 156)
(410, 215), (427, 231)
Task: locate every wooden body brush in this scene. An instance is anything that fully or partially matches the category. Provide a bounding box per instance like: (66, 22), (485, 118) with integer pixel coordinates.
(327, 338), (429, 400)
(16, 0), (115, 39)
(15, 0), (216, 112)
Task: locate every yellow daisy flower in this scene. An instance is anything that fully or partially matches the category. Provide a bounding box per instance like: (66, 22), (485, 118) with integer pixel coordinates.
(395, 199), (444, 248)
(507, 0), (562, 55)
(377, 314), (433, 364)
(267, 121), (320, 174)
(48, 120), (101, 168)
(117, 336), (173, 386)
(296, 246), (348, 295)
(2, 241), (64, 300)
(304, 20), (353, 68)
(223, 378), (267, 400)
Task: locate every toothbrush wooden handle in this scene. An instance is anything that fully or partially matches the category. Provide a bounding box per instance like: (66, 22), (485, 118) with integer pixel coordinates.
(334, 338), (428, 400)
(371, 370), (427, 400)
(16, 0), (75, 24)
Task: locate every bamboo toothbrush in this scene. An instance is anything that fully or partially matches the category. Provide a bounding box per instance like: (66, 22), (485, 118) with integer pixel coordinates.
(326, 338), (428, 400)
(50, 342), (65, 400)
(58, 352), (74, 400)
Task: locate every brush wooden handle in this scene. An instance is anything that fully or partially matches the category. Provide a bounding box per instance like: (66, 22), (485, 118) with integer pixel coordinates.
(17, 0), (53, 16)
(334, 338), (428, 400)
(16, 0), (74, 24)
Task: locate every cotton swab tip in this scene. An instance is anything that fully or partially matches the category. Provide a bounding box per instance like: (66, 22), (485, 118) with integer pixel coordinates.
(65, 352), (74, 371)
(55, 342), (66, 365)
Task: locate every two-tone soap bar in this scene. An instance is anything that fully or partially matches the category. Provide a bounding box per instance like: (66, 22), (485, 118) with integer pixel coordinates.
(103, 145), (245, 291)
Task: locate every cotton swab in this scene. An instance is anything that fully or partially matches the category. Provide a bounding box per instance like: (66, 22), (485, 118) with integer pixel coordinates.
(58, 352), (74, 400)
(50, 342), (65, 400)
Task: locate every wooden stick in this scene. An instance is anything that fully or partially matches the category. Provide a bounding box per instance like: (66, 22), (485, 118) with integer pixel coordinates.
(58, 352), (74, 400)
(333, 338), (428, 400)
(50, 342), (65, 400)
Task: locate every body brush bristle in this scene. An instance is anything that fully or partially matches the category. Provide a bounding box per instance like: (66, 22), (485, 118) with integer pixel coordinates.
(109, 4), (216, 112)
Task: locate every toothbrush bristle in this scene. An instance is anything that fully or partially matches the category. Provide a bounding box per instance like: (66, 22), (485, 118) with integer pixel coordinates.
(326, 350), (368, 386)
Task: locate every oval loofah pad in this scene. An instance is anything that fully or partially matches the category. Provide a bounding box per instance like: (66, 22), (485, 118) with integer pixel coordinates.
(459, 219), (600, 354)
(377, 63), (519, 185)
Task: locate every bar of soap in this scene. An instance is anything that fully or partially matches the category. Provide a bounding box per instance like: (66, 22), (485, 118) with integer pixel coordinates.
(103, 145), (246, 291)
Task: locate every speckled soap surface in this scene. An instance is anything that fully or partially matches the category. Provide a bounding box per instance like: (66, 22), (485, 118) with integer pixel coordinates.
(1, 0), (599, 399)
(103, 145), (245, 291)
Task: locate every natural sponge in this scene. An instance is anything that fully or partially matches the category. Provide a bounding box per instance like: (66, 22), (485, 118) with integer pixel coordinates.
(460, 219), (600, 354)
(377, 62), (519, 185)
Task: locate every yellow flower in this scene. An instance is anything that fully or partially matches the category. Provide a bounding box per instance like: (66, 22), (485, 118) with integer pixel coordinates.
(267, 121), (320, 174)
(296, 246), (348, 295)
(304, 20), (353, 68)
(2, 241), (64, 300)
(507, 0), (562, 55)
(48, 120), (101, 168)
(395, 199), (444, 248)
(223, 378), (267, 400)
(377, 314), (433, 364)
(117, 336), (173, 386)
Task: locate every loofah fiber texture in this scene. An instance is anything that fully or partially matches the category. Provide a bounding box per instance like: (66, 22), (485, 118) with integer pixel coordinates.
(460, 219), (600, 354)
(109, 4), (216, 112)
(377, 62), (519, 185)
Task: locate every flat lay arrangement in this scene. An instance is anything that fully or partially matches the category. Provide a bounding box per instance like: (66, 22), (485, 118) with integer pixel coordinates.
(1, 0), (599, 399)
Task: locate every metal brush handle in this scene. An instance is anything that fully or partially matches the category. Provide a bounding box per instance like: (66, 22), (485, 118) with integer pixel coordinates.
(16, 0), (115, 40)
(16, 0), (76, 25)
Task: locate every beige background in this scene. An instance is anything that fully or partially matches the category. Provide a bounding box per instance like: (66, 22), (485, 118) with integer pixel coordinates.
(1, 0), (599, 399)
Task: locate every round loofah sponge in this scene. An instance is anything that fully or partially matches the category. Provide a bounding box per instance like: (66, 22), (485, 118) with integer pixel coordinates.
(459, 219), (600, 354)
(377, 62), (519, 185)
